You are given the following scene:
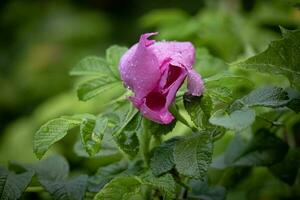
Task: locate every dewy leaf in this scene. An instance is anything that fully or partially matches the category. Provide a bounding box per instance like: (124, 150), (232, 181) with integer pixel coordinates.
(269, 148), (300, 185)
(235, 28), (300, 90)
(34, 117), (81, 159)
(70, 56), (114, 77)
(183, 93), (213, 128)
(106, 102), (140, 157)
(209, 107), (256, 131)
(238, 86), (290, 108)
(143, 118), (176, 138)
(94, 176), (143, 200)
(150, 138), (178, 176)
(106, 45), (128, 79)
(0, 167), (34, 200)
(139, 172), (176, 200)
(80, 117), (107, 156)
(77, 77), (121, 101)
(174, 132), (213, 179)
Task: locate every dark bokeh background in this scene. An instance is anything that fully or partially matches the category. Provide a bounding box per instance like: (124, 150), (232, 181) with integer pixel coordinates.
(0, 0), (207, 133)
(0, 1), (300, 199)
(1, 0), (299, 160)
(1, 0), (299, 135)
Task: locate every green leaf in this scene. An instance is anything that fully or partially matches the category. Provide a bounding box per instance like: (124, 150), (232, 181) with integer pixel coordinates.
(194, 48), (228, 78)
(209, 86), (295, 131)
(150, 138), (178, 176)
(232, 130), (289, 166)
(33, 155), (69, 180)
(41, 175), (88, 200)
(287, 88), (300, 112)
(14, 156), (88, 200)
(204, 73), (253, 102)
(143, 118), (176, 138)
(107, 103), (140, 157)
(188, 179), (226, 200)
(209, 107), (256, 131)
(70, 57), (113, 77)
(73, 139), (121, 159)
(106, 45), (128, 79)
(174, 132), (213, 179)
(238, 86), (290, 108)
(88, 161), (128, 193)
(77, 77), (121, 101)
(269, 148), (300, 185)
(80, 117), (107, 156)
(88, 160), (143, 193)
(0, 167), (34, 200)
(206, 86), (233, 103)
(204, 73), (253, 89)
(34, 117), (81, 159)
(213, 130), (289, 168)
(235, 28), (300, 90)
(13, 155), (69, 181)
(94, 176), (143, 200)
(139, 172), (176, 200)
(183, 93), (213, 128)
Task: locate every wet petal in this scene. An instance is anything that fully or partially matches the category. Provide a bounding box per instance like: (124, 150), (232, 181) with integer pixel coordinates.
(164, 65), (187, 106)
(119, 33), (161, 98)
(187, 69), (204, 96)
(129, 92), (174, 124)
(119, 32), (202, 124)
(150, 41), (195, 69)
(137, 64), (187, 124)
(141, 91), (174, 124)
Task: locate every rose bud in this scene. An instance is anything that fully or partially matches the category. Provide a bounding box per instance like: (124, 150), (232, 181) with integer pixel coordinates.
(119, 32), (204, 124)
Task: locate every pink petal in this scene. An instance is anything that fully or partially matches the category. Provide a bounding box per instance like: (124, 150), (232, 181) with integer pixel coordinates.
(119, 32), (203, 124)
(119, 33), (161, 98)
(187, 69), (204, 96)
(129, 92), (174, 124)
(163, 65), (187, 106)
(149, 41), (195, 69)
(133, 63), (187, 124)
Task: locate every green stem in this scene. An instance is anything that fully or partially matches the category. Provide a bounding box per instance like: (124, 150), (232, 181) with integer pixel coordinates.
(141, 129), (152, 167)
(170, 104), (198, 132)
(25, 186), (44, 193)
(151, 136), (162, 148)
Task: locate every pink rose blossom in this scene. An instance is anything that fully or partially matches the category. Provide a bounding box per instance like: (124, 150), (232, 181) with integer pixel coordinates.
(119, 32), (204, 124)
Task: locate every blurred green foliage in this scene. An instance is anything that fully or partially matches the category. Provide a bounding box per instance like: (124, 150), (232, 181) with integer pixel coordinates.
(0, 0), (300, 199)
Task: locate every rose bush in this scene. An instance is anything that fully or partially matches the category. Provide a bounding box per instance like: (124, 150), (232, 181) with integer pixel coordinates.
(119, 32), (204, 124)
